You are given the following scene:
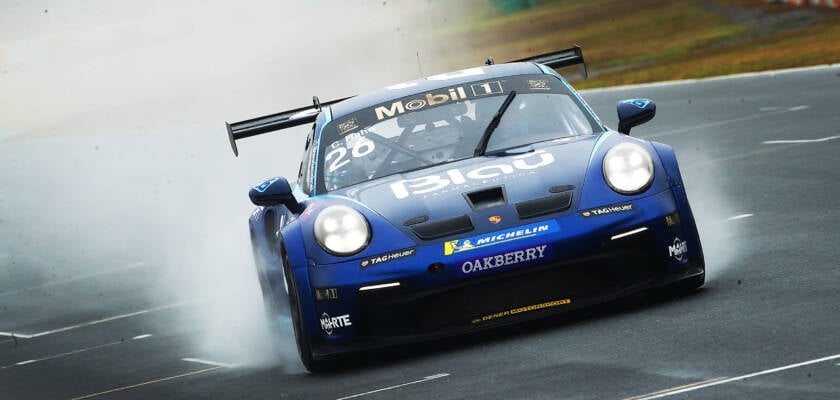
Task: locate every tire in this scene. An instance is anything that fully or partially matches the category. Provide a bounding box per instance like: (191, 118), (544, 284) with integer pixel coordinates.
(283, 253), (331, 373)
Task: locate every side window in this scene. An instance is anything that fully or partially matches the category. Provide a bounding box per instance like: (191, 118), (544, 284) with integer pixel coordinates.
(297, 126), (316, 195)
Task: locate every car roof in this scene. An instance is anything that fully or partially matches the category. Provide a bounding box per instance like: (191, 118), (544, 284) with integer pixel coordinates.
(329, 62), (545, 120)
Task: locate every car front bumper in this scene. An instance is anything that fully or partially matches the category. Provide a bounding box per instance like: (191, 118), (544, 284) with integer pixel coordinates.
(297, 188), (704, 359)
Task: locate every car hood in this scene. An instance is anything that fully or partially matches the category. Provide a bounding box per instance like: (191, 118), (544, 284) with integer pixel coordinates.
(331, 135), (598, 241)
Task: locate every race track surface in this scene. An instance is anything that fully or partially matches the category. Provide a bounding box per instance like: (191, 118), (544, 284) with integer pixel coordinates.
(1, 66), (839, 399)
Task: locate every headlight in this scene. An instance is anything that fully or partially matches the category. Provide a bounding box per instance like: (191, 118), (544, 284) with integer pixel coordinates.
(314, 205), (370, 256)
(602, 142), (654, 195)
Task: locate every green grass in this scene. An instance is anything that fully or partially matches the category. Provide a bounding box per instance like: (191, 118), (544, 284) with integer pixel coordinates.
(429, 0), (840, 88)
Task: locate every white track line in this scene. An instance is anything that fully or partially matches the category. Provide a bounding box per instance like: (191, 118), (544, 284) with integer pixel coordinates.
(182, 358), (235, 368)
(0, 299), (199, 339)
(336, 373), (451, 400)
(0, 331), (33, 339)
(762, 135), (840, 145)
(0, 261), (147, 298)
(703, 213), (754, 227)
(643, 106), (808, 139)
(631, 353), (840, 399)
(70, 366), (223, 400)
(0, 334), (152, 370)
(726, 214), (753, 221)
(132, 334), (153, 340)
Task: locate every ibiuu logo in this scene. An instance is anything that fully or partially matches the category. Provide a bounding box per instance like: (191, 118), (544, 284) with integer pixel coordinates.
(389, 150), (555, 199)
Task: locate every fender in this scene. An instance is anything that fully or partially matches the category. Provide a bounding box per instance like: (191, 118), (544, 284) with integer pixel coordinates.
(651, 142), (684, 188)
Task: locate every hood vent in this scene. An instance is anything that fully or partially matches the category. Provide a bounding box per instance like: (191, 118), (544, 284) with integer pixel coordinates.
(464, 186), (507, 211)
(516, 191), (573, 219)
(411, 215), (474, 240)
(403, 215), (429, 226)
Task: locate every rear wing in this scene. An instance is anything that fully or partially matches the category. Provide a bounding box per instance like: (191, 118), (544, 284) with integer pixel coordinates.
(225, 96), (351, 156)
(226, 45), (585, 156)
(500, 44), (588, 79)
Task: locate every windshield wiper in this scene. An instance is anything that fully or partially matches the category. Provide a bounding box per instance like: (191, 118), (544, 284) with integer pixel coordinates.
(474, 90), (517, 157)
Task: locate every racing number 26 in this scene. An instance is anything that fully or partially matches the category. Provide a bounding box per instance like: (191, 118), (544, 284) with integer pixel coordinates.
(325, 139), (375, 173)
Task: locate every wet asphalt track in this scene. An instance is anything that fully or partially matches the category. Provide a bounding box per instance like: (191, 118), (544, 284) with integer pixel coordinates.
(1, 65), (839, 399)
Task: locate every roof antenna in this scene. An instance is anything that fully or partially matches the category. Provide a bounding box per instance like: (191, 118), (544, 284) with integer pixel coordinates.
(312, 96), (322, 111)
(416, 51), (424, 77)
(485, 56), (495, 65)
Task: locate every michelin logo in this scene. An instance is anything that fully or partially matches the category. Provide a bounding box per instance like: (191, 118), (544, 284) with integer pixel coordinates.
(444, 220), (559, 255)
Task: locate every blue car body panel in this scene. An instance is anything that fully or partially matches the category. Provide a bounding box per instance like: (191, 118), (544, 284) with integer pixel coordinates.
(242, 61), (705, 362)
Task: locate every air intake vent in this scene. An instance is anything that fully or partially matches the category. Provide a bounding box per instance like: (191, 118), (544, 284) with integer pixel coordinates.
(411, 215), (474, 240)
(516, 192), (573, 219)
(464, 186), (507, 211)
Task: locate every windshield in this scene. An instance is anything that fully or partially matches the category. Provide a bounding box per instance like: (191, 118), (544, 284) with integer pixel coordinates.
(318, 74), (599, 193)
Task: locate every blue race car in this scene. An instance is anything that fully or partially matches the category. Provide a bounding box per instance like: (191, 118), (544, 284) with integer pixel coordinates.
(226, 46), (704, 372)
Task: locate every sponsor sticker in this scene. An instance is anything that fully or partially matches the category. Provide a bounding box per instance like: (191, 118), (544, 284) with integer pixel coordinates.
(668, 237), (688, 261)
(336, 117), (359, 135)
(665, 212), (681, 227)
(320, 312), (351, 335)
(579, 203), (635, 218)
(528, 79), (550, 90)
(488, 215), (502, 224)
(444, 220), (560, 256)
(390, 150), (555, 200)
(360, 248), (417, 268)
(252, 177), (279, 193)
(470, 298), (571, 324)
(623, 99), (651, 109)
(315, 288), (338, 301)
(374, 86), (470, 120)
(470, 80), (504, 96)
(459, 244), (549, 275)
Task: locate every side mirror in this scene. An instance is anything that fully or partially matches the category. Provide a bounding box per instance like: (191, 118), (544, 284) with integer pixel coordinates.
(249, 177), (300, 211)
(617, 99), (656, 135)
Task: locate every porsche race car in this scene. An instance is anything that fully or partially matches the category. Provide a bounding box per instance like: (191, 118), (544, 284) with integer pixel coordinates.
(225, 46), (705, 371)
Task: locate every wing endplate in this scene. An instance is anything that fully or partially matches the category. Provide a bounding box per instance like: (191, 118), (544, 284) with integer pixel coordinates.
(511, 44), (587, 79)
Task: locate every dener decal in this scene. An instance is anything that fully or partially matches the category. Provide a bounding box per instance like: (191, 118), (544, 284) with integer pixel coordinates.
(390, 150), (555, 200)
(579, 203), (635, 218)
(460, 244), (548, 275)
(668, 237), (688, 261)
(320, 312), (351, 335)
(470, 298), (571, 324)
(444, 220), (559, 256)
(360, 248), (417, 268)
